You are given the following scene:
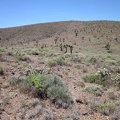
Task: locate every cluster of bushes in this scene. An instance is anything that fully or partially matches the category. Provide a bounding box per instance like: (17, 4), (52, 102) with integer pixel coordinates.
(83, 68), (111, 87)
(7, 71), (73, 108)
(83, 68), (120, 89)
(90, 101), (115, 116)
(47, 56), (65, 67)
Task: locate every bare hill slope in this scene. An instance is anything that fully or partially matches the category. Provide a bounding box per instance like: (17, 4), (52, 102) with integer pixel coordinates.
(0, 21), (120, 47)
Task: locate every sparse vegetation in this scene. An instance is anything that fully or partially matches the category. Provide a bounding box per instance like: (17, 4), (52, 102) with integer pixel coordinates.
(47, 56), (65, 67)
(16, 55), (30, 61)
(108, 92), (117, 100)
(83, 68), (111, 86)
(7, 72), (73, 108)
(85, 86), (103, 96)
(90, 101), (115, 115)
(1, 21), (120, 120)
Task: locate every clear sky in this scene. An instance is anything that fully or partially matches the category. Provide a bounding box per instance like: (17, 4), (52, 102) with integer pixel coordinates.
(0, 0), (120, 28)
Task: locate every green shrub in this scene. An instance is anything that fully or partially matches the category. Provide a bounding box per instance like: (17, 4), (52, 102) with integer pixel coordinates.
(89, 56), (97, 64)
(7, 75), (39, 96)
(31, 50), (39, 55)
(55, 56), (65, 66)
(107, 50), (112, 53)
(47, 56), (65, 67)
(7, 73), (73, 108)
(78, 80), (85, 88)
(71, 55), (81, 63)
(85, 86), (103, 96)
(112, 74), (120, 89)
(83, 74), (98, 83)
(90, 101), (115, 115)
(47, 59), (57, 67)
(96, 68), (111, 82)
(108, 92), (116, 100)
(83, 68), (111, 86)
(108, 59), (116, 65)
(75, 64), (82, 69)
(40, 75), (73, 108)
(47, 84), (72, 107)
(27, 72), (42, 91)
(0, 48), (6, 52)
(16, 55), (29, 61)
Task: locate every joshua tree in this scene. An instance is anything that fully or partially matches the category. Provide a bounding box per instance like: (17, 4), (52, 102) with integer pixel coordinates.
(60, 43), (63, 51)
(35, 40), (39, 46)
(74, 29), (78, 37)
(105, 42), (111, 50)
(69, 45), (73, 54)
(63, 38), (65, 42)
(54, 37), (58, 44)
(64, 44), (68, 53)
(82, 36), (84, 40)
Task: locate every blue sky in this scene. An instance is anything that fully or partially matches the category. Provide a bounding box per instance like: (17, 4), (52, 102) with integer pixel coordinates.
(0, 0), (120, 28)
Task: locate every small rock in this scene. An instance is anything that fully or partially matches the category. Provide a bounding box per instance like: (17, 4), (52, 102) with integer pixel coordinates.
(2, 83), (9, 89)
(0, 108), (5, 114)
(25, 105), (42, 119)
(28, 98), (40, 107)
(0, 100), (4, 106)
(76, 99), (83, 104)
(82, 111), (88, 116)
(109, 115), (119, 120)
(64, 116), (73, 120)
(43, 108), (56, 120)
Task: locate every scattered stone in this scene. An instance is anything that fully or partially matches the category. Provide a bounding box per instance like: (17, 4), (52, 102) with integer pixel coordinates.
(0, 108), (5, 114)
(0, 100), (4, 106)
(109, 115), (119, 120)
(82, 112), (88, 116)
(64, 116), (73, 120)
(2, 83), (9, 89)
(76, 99), (83, 104)
(25, 105), (42, 119)
(28, 98), (40, 107)
(43, 108), (56, 120)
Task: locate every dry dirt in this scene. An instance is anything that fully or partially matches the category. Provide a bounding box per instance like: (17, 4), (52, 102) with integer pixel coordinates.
(0, 21), (120, 120)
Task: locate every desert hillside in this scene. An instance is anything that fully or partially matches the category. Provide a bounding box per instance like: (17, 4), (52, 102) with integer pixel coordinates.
(0, 21), (120, 120)
(0, 21), (120, 47)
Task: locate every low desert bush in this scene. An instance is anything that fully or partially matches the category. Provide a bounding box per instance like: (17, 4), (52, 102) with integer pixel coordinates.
(31, 50), (39, 55)
(47, 59), (57, 67)
(0, 48), (6, 52)
(27, 72), (42, 91)
(83, 68), (111, 86)
(7, 72), (73, 108)
(40, 74), (73, 108)
(89, 56), (97, 64)
(108, 92), (117, 100)
(109, 105), (120, 120)
(47, 56), (65, 67)
(70, 55), (81, 63)
(78, 80), (85, 88)
(90, 101), (115, 115)
(16, 55), (30, 61)
(75, 64), (82, 69)
(112, 74), (120, 89)
(85, 86), (103, 97)
(83, 74), (98, 83)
